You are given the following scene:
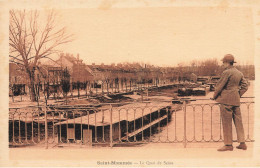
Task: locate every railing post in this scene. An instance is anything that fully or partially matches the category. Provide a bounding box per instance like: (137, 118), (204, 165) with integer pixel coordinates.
(109, 104), (113, 148)
(44, 105), (48, 149)
(183, 100), (187, 148)
(247, 103), (250, 140)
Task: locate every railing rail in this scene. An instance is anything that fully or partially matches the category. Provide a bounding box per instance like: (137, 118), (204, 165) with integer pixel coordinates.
(9, 97), (255, 148)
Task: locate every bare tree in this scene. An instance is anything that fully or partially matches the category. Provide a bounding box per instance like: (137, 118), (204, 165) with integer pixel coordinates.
(200, 58), (219, 76)
(9, 9), (73, 101)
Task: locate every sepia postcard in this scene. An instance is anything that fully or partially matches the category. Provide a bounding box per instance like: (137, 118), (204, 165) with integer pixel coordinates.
(0, 0), (260, 167)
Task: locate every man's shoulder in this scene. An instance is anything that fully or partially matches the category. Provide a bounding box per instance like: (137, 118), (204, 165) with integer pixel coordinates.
(232, 67), (244, 76)
(222, 68), (231, 75)
(223, 67), (242, 75)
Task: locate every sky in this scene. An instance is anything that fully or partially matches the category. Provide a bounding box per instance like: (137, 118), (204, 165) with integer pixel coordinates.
(56, 7), (254, 66)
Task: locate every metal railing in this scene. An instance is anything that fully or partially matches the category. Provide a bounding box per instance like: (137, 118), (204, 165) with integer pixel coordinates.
(9, 98), (254, 148)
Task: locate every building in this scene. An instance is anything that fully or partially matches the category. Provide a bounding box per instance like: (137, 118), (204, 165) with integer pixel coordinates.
(56, 53), (94, 82)
(9, 63), (28, 96)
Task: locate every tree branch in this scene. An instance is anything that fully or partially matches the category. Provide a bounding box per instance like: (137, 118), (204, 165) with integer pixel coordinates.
(9, 55), (24, 62)
(9, 9), (73, 84)
(9, 60), (25, 66)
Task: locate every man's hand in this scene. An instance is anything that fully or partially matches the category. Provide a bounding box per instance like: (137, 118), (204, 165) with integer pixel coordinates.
(210, 98), (215, 100)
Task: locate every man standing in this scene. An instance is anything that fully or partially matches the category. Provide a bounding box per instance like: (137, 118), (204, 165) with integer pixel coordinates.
(213, 54), (248, 151)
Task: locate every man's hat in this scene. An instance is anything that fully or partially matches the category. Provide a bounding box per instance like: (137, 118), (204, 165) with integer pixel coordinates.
(221, 54), (236, 63)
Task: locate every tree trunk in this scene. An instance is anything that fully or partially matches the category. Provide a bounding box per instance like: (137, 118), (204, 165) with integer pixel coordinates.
(28, 70), (37, 102)
(110, 81), (114, 93)
(125, 80), (127, 92)
(106, 82), (109, 94)
(102, 81), (104, 95)
(86, 82), (88, 97)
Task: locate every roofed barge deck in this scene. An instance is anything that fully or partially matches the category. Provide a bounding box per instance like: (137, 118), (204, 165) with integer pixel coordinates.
(54, 102), (175, 145)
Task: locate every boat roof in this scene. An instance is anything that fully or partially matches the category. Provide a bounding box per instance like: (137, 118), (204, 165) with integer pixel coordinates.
(54, 102), (171, 126)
